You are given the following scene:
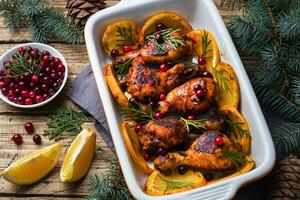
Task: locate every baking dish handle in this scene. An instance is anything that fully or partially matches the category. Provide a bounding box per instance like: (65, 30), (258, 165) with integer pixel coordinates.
(185, 182), (238, 200)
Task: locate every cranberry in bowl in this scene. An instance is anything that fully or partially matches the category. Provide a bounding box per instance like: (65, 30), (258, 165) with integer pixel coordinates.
(0, 43), (68, 108)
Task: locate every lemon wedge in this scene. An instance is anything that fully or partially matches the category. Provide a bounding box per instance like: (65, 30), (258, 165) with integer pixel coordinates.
(1, 143), (61, 185)
(60, 129), (96, 182)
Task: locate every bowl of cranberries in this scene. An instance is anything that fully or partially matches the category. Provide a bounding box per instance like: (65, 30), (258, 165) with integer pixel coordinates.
(0, 43), (68, 108)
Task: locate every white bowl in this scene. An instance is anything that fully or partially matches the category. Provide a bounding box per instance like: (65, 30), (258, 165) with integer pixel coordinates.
(0, 43), (68, 109)
(85, 0), (276, 199)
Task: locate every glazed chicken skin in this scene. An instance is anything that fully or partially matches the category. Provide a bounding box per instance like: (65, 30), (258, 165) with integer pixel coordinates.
(138, 118), (228, 154)
(115, 31), (192, 64)
(138, 118), (186, 153)
(126, 57), (204, 103)
(153, 130), (242, 173)
(159, 77), (215, 115)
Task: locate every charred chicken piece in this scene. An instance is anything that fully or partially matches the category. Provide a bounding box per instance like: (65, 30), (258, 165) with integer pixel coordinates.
(115, 32), (192, 64)
(138, 118), (186, 154)
(159, 77), (215, 115)
(138, 118), (228, 155)
(153, 130), (242, 173)
(126, 57), (204, 103)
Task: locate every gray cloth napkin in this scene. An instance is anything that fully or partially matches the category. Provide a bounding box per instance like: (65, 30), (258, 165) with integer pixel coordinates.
(67, 65), (114, 150)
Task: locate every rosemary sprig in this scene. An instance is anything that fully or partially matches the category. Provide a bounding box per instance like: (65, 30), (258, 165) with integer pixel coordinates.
(180, 117), (207, 133)
(146, 28), (184, 54)
(168, 58), (199, 67)
(44, 107), (89, 141)
(114, 58), (133, 76)
(157, 174), (194, 194)
(226, 119), (250, 139)
(213, 67), (232, 93)
(223, 151), (248, 168)
(116, 26), (135, 46)
(201, 30), (212, 59)
(121, 106), (154, 124)
(5, 52), (42, 77)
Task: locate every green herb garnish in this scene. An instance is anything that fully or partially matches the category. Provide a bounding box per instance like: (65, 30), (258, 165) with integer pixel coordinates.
(213, 67), (232, 93)
(158, 174), (194, 194)
(201, 30), (212, 59)
(180, 117), (207, 133)
(121, 106), (154, 125)
(226, 119), (250, 139)
(223, 151), (248, 168)
(44, 107), (89, 141)
(116, 26), (135, 46)
(146, 28), (185, 54)
(114, 58), (133, 76)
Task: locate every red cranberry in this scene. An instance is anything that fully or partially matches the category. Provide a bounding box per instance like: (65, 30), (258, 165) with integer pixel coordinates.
(17, 96), (25, 104)
(57, 64), (65, 72)
(154, 112), (163, 120)
(135, 124), (143, 133)
(50, 73), (56, 80)
(54, 58), (61, 65)
(215, 135), (224, 146)
(202, 71), (213, 78)
(23, 72), (31, 81)
(39, 72), (44, 78)
(18, 82), (27, 90)
(14, 88), (20, 95)
(0, 81), (5, 88)
(159, 93), (166, 101)
(29, 82), (36, 89)
(11, 133), (22, 145)
(156, 23), (166, 31)
(110, 49), (119, 57)
(29, 91), (36, 98)
(25, 46), (32, 52)
(21, 90), (29, 97)
(24, 122), (34, 133)
(42, 76), (51, 85)
(33, 134), (41, 144)
(30, 50), (37, 57)
(43, 93), (50, 100)
(178, 166), (188, 175)
(40, 84), (48, 91)
(9, 82), (17, 89)
(159, 63), (169, 72)
(57, 71), (63, 78)
(0, 69), (6, 76)
(18, 47), (25, 54)
(187, 115), (196, 120)
(33, 87), (41, 94)
(143, 153), (151, 161)
(123, 45), (131, 53)
(1, 87), (8, 96)
(198, 57), (206, 65)
(31, 75), (39, 83)
(35, 95), (43, 103)
(8, 90), (15, 97)
(196, 89), (205, 97)
(192, 36), (198, 43)
(42, 50), (50, 56)
(42, 55), (49, 63)
(155, 33), (163, 42)
(194, 84), (202, 91)
(56, 78), (63, 85)
(25, 98), (33, 105)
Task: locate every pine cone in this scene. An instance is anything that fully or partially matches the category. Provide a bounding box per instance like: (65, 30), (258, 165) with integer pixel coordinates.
(66, 0), (106, 26)
(268, 155), (300, 200)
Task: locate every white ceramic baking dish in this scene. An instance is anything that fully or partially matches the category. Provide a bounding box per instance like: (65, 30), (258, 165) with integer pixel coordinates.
(85, 0), (276, 199)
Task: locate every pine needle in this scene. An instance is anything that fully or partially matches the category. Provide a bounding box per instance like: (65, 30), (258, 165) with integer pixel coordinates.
(86, 156), (131, 200)
(44, 107), (89, 141)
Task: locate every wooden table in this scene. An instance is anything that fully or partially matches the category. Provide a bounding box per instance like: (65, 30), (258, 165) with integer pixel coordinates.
(0, 1), (258, 199)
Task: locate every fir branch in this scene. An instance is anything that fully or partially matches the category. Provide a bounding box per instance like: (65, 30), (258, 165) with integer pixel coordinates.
(29, 18), (48, 43)
(282, 42), (300, 72)
(146, 29), (184, 54)
(277, 8), (300, 40)
(20, 0), (45, 17)
(291, 79), (300, 106)
(116, 26), (135, 46)
(220, 0), (247, 10)
(121, 106), (153, 125)
(180, 117), (207, 133)
(213, 67), (232, 93)
(86, 156), (131, 200)
(114, 58), (133, 76)
(44, 107), (89, 141)
(272, 122), (300, 156)
(223, 151), (248, 167)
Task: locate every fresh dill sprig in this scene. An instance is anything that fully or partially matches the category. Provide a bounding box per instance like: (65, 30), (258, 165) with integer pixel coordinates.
(121, 106), (154, 124)
(146, 28), (184, 54)
(157, 174), (193, 194)
(213, 67), (232, 93)
(116, 26), (135, 46)
(223, 151), (248, 168)
(114, 58), (133, 76)
(201, 30), (212, 59)
(86, 156), (131, 200)
(225, 119), (250, 139)
(180, 117), (207, 133)
(44, 107), (89, 141)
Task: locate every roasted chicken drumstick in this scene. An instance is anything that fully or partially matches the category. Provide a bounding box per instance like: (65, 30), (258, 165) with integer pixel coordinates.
(159, 77), (215, 115)
(126, 57), (204, 103)
(153, 130), (242, 173)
